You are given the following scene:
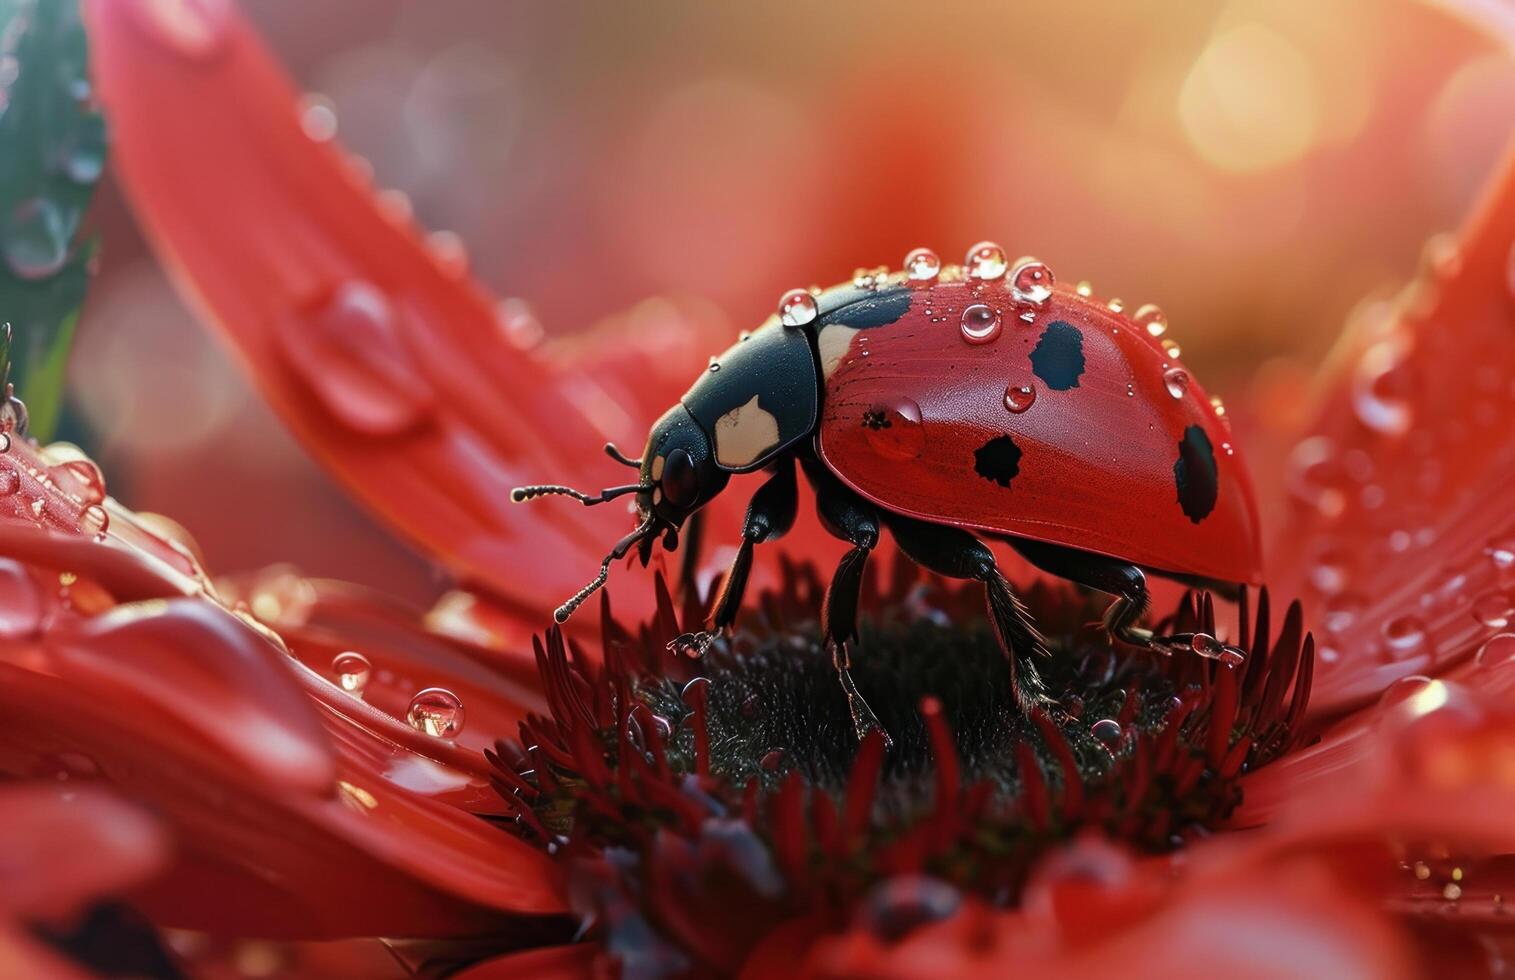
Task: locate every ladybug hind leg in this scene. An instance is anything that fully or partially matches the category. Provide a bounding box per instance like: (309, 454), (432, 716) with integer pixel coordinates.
(881, 513), (1051, 717)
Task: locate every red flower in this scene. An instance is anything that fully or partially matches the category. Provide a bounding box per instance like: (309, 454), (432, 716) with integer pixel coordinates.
(1, 0), (1514, 976)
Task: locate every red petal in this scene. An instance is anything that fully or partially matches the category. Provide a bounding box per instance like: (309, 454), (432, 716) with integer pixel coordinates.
(84, 0), (715, 622)
(1268, 141), (1515, 713)
(452, 943), (603, 980)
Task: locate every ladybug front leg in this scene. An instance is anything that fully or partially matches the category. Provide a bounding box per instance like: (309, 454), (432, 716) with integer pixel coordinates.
(800, 456), (891, 745)
(882, 515), (1051, 716)
(670, 458), (798, 659)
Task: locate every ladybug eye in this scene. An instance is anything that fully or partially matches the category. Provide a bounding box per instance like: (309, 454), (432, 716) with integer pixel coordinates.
(661, 449), (700, 508)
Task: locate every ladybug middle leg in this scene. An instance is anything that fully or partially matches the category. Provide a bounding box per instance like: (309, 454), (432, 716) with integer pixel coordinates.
(881, 513), (1052, 716)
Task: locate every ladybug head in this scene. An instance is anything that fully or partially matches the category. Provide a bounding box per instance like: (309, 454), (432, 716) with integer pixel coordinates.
(636, 404), (730, 533)
(509, 403), (727, 624)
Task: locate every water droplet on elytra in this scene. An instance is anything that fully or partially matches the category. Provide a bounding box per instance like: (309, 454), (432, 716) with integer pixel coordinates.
(959, 304), (1001, 344)
(964, 241), (1008, 281)
(3, 198), (69, 280)
(904, 247), (941, 283)
(863, 398), (925, 461)
(1009, 258), (1054, 305)
(778, 288), (817, 327)
(1163, 367), (1189, 399)
(1473, 592), (1515, 629)
(332, 651), (372, 696)
(407, 688), (465, 738)
(1134, 304), (1167, 337)
(1004, 384), (1036, 413)
(1477, 633), (1515, 668)
(1090, 718), (1123, 745)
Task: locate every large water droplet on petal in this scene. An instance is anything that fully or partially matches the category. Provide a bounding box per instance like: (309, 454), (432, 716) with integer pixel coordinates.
(1382, 615), (1428, 659)
(1379, 673), (1432, 709)
(407, 687), (465, 738)
(1090, 718), (1123, 746)
(1473, 592), (1515, 630)
(125, 0), (230, 60)
(332, 651), (372, 696)
(904, 247), (941, 283)
(1163, 367), (1189, 399)
(964, 241), (1008, 281)
(3, 198), (69, 280)
(778, 288), (817, 327)
(863, 398), (925, 461)
(79, 503), (109, 539)
(1476, 633), (1515, 669)
(1134, 304), (1167, 337)
(275, 281), (434, 436)
(959, 304), (1001, 344)
(1004, 384), (1036, 414)
(1009, 259), (1054, 306)
(51, 458), (106, 506)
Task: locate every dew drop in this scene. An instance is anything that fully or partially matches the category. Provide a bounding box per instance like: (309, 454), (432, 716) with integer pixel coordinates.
(778, 288), (818, 327)
(407, 688), (465, 738)
(52, 458), (106, 506)
(1161, 338), (1182, 359)
(1322, 593), (1366, 633)
(0, 470), (17, 496)
(1210, 396), (1227, 418)
(126, 0), (230, 60)
(1352, 334), (1414, 437)
(3, 198), (69, 280)
(299, 93), (338, 142)
(1090, 718), (1123, 746)
(1190, 632), (1246, 666)
(1382, 615), (1427, 658)
(0, 432), (8, 453)
(1075, 281), (1093, 297)
(904, 247), (941, 283)
(1009, 258), (1054, 305)
(79, 504), (109, 539)
(1487, 535), (1515, 571)
(425, 231), (469, 278)
(332, 651), (372, 696)
(1134, 304), (1167, 337)
(1476, 633), (1515, 669)
(959, 303), (1001, 344)
(964, 241), (1008, 281)
(1163, 367), (1189, 399)
(496, 298), (544, 350)
(1473, 592), (1515, 630)
(1003, 384), (1036, 414)
(863, 398), (926, 461)
(1379, 673), (1432, 709)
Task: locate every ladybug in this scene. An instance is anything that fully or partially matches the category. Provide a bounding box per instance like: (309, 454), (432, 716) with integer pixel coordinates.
(514, 244), (1262, 743)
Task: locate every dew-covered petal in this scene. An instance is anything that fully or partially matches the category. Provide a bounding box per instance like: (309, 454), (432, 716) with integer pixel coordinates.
(1269, 145), (1515, 714)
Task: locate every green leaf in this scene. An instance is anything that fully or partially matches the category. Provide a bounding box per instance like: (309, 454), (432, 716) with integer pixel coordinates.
(0, 0), (103, 441)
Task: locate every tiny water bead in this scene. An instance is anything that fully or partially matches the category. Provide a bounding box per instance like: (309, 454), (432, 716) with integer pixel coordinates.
(904, 247), (942, 282)
(1210, 396), (1227, 418)
(964, 241), (1008, 281)
(1134, 304), (1167, 337)
(1161, 338), (1182, 359)
(298, 93), (338, 143)
(863, 398), (926, 461)
(425, 231), (470, 278)
(1382, 615), (1428, 658)
(1163, 367), (1189, 399)
(1488, 535), (1515, 571)
(79, 504), (109, 539)
(778, 288), (817, 327)
(1009, 259), (1054, 306)
(332, 651), (372, 696)
(1003, 384), (1036, 414)
(1473, 592), (1515, 630)
(1477, 633), (1515, 669)
(959, 304), (1002, 344)
(1190, 632), (1246, 666)
(407, 688), (465, 738)
(1090, 718), (1123, 746)
(3, 197), (69, 281)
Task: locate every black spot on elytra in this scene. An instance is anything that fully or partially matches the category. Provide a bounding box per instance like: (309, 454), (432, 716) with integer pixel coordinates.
(1029, 321), (1084, 391)
(974, 435), (1022, 489)
(820, 287), (911, 329)
(1174, 424), (1218, 523)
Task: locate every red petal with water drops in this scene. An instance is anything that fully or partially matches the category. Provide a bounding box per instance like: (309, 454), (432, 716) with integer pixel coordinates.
(1270, 139), (1515, 714)
(84, 0), (697, 622)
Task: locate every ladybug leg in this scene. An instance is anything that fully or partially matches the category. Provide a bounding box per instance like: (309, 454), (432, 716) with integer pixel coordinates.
(1007, 538), (1153, 645)
(883, 515), (1051, 716)
(670, 459), (798, 659)
(801, 457), (891, 745)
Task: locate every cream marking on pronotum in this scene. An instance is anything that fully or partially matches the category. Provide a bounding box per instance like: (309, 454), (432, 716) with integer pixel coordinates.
(713, 395), (781, 468)
(818, 324), (861, 380)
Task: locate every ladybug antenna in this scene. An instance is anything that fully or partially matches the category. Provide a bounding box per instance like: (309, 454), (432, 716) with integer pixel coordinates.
(511, 482), (651, 506)
(603, 442), (642, 468)
(554, 516), (658, 622)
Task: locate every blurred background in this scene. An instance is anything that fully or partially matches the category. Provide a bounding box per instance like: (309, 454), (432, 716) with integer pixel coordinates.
(72, 0), (1515, 603)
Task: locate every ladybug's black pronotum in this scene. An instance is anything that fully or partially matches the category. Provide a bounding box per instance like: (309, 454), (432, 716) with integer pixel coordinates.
(513, 244), (1262, 743)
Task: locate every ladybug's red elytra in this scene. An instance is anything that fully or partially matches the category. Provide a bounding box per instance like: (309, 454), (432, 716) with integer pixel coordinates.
(513, 246), (1263, 743)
